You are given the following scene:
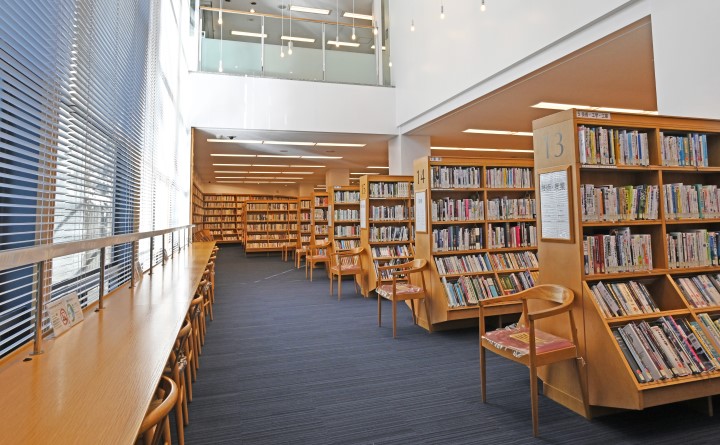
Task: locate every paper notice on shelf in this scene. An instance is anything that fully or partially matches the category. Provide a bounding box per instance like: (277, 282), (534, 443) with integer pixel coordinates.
(415, 191), (427, 233)
(47, 292), (84, 337)
(360, 200), (367, 229)
(539, 169), (572, 241)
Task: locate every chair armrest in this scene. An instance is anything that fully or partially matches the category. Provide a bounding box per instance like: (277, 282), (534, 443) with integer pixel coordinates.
(376, 260), (412, 271)
(478, 293), (524, 307)
(528, 299), (573, 321)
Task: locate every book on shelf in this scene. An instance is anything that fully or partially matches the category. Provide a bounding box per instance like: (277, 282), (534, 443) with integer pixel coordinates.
(663, 183), (720, 219)
(369, 182), (410, 198)
(485, 167), (533, 189)
(588, 280), (659, 318)
(581, 184), (659, 221)
(578, 126), (650, 166)
(486, 197), (535, 220)
(487, 222), (537, 249)
(371, 245), (412, 258)
(434, 253), (493, 275)
(666, 229), (719, 268)
(660, 132), (709, 167)
(431, 198), (484, 222)
(489, 251), (539, 270)
(334, 190), (360, 202)
(442, 275), (501, 307)
(370, 205), (409, 220)
(334, 209), (360, 220)
(675, 274), (720, 307)
(432, 226), (483, 252)
(583, 227), (653, 274)
(334, 225), (360, 237)
(369, 226), (409, 242)
(498, 271), (537, 294)
(431, 166), (482, 189)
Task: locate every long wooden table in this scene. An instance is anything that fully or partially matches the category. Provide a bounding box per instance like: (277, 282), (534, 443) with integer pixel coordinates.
(0, 242), (215, 445)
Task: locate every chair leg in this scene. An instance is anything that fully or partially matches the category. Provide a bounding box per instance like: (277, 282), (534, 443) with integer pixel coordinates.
(310, 262), (314, 282)
(423, 298), (433, 333)
(530, 363), (539, 437)
(410, 300), (417, 325)
(378, 294), (382, 327)
(174, 372), (185, 445)
(392, 299), (397, 338)
(185, 357), (193, 401)
(329, 273), (333, 295)
(338, 275), (342, 301)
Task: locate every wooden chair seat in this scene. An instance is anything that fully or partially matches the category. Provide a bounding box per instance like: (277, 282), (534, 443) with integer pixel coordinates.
(329, 246), (365, 300)
(377, 283), (423, 298)
(307, 254), (328, 261)
(376, 259), (432, 338)
(479, 284), (588, 437)
(305, 240), (330, 281)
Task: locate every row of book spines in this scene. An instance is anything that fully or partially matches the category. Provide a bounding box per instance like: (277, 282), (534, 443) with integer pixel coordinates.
(371, 246), (412, 257)
(334, 226), (360, 237)
(612, 316), (720, 384)
(371, 206), (410, 219)
(314, 198), (329, 206)
(443, 275), (502, 307)
(589, 280), (659, 318)
(581, 184), (659, 221)
(660, 133), (709, 167)
(497, 271), (537, 294)
(675, 274), (720, 308)
(487, 224), (538, 249)
(430, 166), (533, 189)
(334, 191), (360, 202)
(664, 183), (720, 218)
(583, 232), (653, 275)
(334, 210), (360, 219)
(369, 182), (410, 198)
(667, 231), (720, 269)
(578, 126), (650, 166)
(434, 254), (493, 275)
(487, 198), (536, 220)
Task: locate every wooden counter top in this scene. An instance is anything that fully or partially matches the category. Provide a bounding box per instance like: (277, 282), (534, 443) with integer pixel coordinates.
(0, 242), (215, 445)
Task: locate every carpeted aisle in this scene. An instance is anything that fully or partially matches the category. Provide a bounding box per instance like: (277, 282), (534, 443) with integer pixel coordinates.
(183, 245), (719, 444)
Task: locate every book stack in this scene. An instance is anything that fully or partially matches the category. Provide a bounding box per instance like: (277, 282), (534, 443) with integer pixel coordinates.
(581, 184), (659, 221)
(667, 229), (720, 268)
(431, 166), (482, 189)
(314, 196), (329, 206)
(697, 313), (720, 355)
(434, 253), (493, 275)
(583, 227), (653, 274)
(578, 126), (650, 166)
(334, 225), (360, 237)
(498, 271), (536, 293)
(334, 209), (360, 221)
(374, 258), (407, 281)
(369, 182), (410, 198)
(371, 245), (412, 258)
(485, 167), (533, 189)
(612, 316), (719, 383)
(370, 226), (409, 242)
(334, 190), (360, 202)
(486, 197), (536, 220)
(432, 226), (483, 252)
(335, 239), (360, 250)
(370, 205), (409, 220)
(489, 251), (539, 270)
(664, 183), (720, 219)
(442, 275), (501, 307)
(431, 198), (484, 221)
(589, 281), (659, 317)
(487, 222), (537, 249)
(675, 275), (720, 307)
(660, 133), (709, 167)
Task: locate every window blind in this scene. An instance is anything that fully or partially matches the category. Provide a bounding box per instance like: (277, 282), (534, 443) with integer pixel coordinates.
(0, 0), (190, 358)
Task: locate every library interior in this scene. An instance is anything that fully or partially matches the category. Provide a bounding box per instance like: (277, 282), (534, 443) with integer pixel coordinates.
(3, 1), (720, 444)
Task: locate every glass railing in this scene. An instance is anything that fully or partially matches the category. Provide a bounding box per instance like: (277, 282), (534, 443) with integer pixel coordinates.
(197, 7), (391, 86)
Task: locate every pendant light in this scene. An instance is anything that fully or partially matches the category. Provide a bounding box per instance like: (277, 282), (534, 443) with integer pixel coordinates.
(288, 5), (293, 55)
(373, 18), (378, 35)
(219, 0), (224, 71)
(280, 0), (285, 58)
(440, 0), (445, 19)
(410, 19), (415, 32)
(335, 0), (340, 47)
(351, 0), (356, 40)
(481, 0), (486, 12)
(218, 1), (223, 25)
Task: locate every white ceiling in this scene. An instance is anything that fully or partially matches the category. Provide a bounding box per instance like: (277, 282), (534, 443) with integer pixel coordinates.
(193, 18), (657, 186)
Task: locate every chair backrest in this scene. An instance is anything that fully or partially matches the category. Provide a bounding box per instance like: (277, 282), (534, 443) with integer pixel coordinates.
(137, 376), (178, 445)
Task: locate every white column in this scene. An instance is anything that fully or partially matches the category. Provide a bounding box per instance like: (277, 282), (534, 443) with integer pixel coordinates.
(651, 1), (720, 118)
(388, 135), (431, 175)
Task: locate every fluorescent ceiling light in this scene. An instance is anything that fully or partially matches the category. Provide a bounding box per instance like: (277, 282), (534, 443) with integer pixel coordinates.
(463, 129), (534, 136)
(367, 166), (389, 169)
(281, 35), (316, 43)
(211, 154), (341, 160)
(213, 163), (253, 167)
(257, 155), (301, 158)
(218, 180), (297, 184)
(327, 40), (361, 48)
(281, 172), (313, 175)
(315, 142), (366, 147)
(210, 153), (255, 157)
(343, 12), (373, 20)
(370, 45), (386, 50)
(215, 176), (305, 180)
(531, 102), (659, 115)
(253, 164), (291, 167)
(431, 146), (535, 153)
(263, 140), (315, 146)
(231, 31), (267, 38)
(350, 172), (379, 175)
(301, 155), (342, 159)
(290, 5), (330, 15)
(291, 165), (325, 168)
(206, 139), (262, 144)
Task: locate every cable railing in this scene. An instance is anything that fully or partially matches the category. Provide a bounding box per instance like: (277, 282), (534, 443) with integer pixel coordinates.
(0, 225), (195, 358)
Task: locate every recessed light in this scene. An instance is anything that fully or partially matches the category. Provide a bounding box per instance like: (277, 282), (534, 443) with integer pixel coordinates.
(531, 102), (659, 115)
(263, 140), (315, 146)
(281, 35), (316, 43)
(431, 146), (534, 153)
(367, 166), (389, 169)
(343, 12), (373, 20)
(213, 163), (253, 167)
(290, 5), (331, 15)
(463, 129), (534, 136)
(231, 31), (267, 38)
(370, 45), (386, 50)
(256, 155), (302, 158)
(327, 40), (361, 48)
(301, 155), (342, 159)
(291, 165), (325, 168)
(206, 139), (262, 144)
(315, 142), (366, 147)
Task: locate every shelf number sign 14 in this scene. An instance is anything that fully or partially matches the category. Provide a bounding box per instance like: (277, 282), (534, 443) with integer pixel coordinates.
(545, 132), (564, 159)
(416, 168), (426, 187)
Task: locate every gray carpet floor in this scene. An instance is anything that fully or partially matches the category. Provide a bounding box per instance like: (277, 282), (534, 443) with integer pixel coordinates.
(182, 245), (720, 444)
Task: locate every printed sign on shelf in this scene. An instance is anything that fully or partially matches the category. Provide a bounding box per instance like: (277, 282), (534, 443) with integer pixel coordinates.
(47, 292), (84, 337)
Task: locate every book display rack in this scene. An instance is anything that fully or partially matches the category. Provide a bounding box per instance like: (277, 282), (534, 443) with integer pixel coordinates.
(533, 109), (720, 417)
(243, 199), (299, 253)
(298, 196), (312, 251)
(412, 156), (538, 328)
(311, 192), (330, 245)
(330, 186), (361, 251)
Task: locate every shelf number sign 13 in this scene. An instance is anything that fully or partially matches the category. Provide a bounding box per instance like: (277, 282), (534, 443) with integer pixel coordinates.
(416, 168), (426, 187)
(545, 132), (564, 159)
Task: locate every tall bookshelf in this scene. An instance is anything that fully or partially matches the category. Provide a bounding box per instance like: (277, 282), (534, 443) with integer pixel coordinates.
(359, 175), (415, 294)
(298, 196), (313, 251)
(412, 156), (538, 328)
(192, 183), (204, 237)
(203, 194), (242, 242)
(311, 192), (330, 245)
(243, 199), (299, 253)
(330, 186), (361, 251)
(533, 109), (720, 417)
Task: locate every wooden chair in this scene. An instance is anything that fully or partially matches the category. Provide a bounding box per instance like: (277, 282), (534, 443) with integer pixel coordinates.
(295, 245), (307, 269)
(329, 246), (365, 300)
(164, 319), (192, 445)
(136, 376), (178, 445)
(202, 267), (214, 321)
(188, 291), (205, 382)
(479, 284), (588, 437)
(305, 240), (330, 281)
(376, 259), (432, 338)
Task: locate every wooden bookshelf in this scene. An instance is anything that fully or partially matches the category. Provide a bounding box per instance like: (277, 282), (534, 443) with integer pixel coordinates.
(532, 109), (720, 418)
(298, 196), (312, 250)
(244, 199), (299, 253)
(192, 183), (204, 237)
(412, 156), (538, 328)
(311, 192), (330, 245)
(330, 186), (361, 251)
(359, 175), (415, 295)
(203, 194), (242, 242)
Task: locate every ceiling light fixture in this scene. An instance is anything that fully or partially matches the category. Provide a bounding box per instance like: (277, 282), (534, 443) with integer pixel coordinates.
(335, 0), (340, 47)
(344, 12), (373, 21)
(531, 102), (659, 115)
(351, 0), (356, 40)
(218, 2), (224, 72)
(327, 40), (360, 47)
(206, 138), (262, 144)
(250, 2), (256, 14)
(463, 129), (534, 136)
(210, 154), (256, 157)
(262, 140), (315, 146)
(280, 0), (285, 58)
(440, 0), (445, 19)
(290, 5), (331, 15)
(301, 155), (342, 159)
(481, 0), (486, 12)
(431, 146), (535, 153)
(288, 5), (293, 55)
(291, 164), (326, 168)
(350, 172), (379, 175)
(315, 142), (366, 147)
(231, 31), (267, 38)
(367, 166), (389, 169)
(213, 171), (315, 174)
(281, 35), (315, 43)
(256, 155), (302, 158)
(218, 180), (297, 184)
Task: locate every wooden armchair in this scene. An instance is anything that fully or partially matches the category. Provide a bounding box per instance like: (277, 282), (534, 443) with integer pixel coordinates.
(136, 376), (178, 445)
(479, 284), (588, 437)
(375, 259), (432, 338)
(329, 246), (365, 300)
(305, 240), (330, 281)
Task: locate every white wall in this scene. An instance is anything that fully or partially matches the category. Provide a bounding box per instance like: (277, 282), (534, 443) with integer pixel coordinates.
(187, 72), (397, 135)
(651, 0), (720, 119)
(389, 0), (648, 130)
